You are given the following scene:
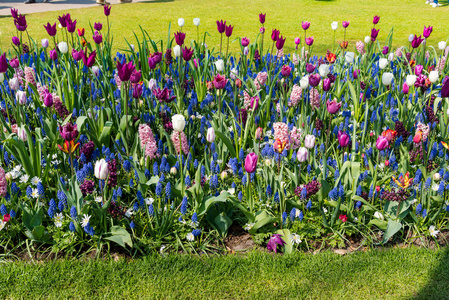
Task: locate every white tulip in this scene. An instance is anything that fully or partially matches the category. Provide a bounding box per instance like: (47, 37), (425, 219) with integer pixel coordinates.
(345, 52), (355, 64)
(193, 18), (200, 26)
(230, 68), (238, 80)
(408, 34), (415, 43)
(382, 72), (394, 86)
(206, 127), (215, 143)
(172, 114), (186, 132)
(406, 75), (417, 86)
(296, 147), (308, 162)
(214, 59), (224, 72)
(243, 46), (249, 56)
(16, 90), (27, 105)
(446, 107), (449, 117)
(331, 21), (338, 31)
(178, 18), (185, 27)
(374, 211), (384, 220)
(58, 24), (63, 29)
(92, 66), (100, 77)
(429, 70), (439, 83)
(173, 45), (181, 57)
(300, 75), (309, 89)
(94, 159), (109, 180)
(148, 78), (157, 91)
(130, 44), (135, 51)
(17, 126), (27, 141)
(58, 41), (68, 54)
(378, 58), (388, 69)
(9, 77), (19, 91)
(364, 36), (371, 44)
(318, 64), (330, 77)
(41, 39), (49, 48)
(304, 135), (316, 149)
(388, 52), (394, 61)
(438, 41), (447, 50)
(434, 173), (441, 181)
(0, 73), (4, 83)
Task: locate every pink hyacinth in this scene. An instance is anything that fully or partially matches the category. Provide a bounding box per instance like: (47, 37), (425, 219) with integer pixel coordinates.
(10, 124), (18, 134)
(171, 131), (189, 156)
(24, 66), (36, 88)
(395, 47), (403, 58)
(309, 88), (320, 109)
(289, 85), (302, 107)
(273, 122), (290, 150)
(114, 74), (122, 90)
(437, 56), (447, 75)
(37, 83), (48, 102)
(290, 126), (302, 149)
(254, 72), (268, 90)
(276, 48), (284, 58)
(243, 90), (251, 108)
(138, 124), (159, 159)
(292, 53), (299, 66)
(445, 46), (449, 57)
(356, 41), (365, 54)
(416, 122), (430, 142)
(425, 51), (430, 61)
(14, 68), (24, 86)
(0, 167), (7, 197)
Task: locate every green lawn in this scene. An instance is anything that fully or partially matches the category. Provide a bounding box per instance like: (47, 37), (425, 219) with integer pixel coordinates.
(0, 0), (447, 56)
(1, 247), (449, 299)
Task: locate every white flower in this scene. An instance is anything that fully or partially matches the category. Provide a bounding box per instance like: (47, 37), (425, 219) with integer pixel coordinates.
(406, 75), (417, 86)
(374, 211), (384, 220)
(81, 214), (91, 228)
(429, 71), (439, 83)
(244, 223), (255, 231)
(388, 53), (394, 61)
(227, 188), (235, 195)
(322, 207), (328, 213)
(94, 159), (109, 180)
(438, 41), (447, 50)
(125, 208), (133, 218)
(291, 233), (302, 245)
(214, 59), (224, 72)
(160, 245), (167, 254)
(300, 75), (309, 89)
(145, 197), (155, 205)
(172, 114), (186, 132)
(173, 45), (181, 57)
(382, 72), (394, 86)
(16, 90), (27, 105)
(434, 173), (441, 181)
(193, 18), (200, 26)
(92, 66), (100, 77)
(364, 36), (370, 44)
(95, 196), (103, 203)
(318, 64), (330, 77)
(31, 188), (39, 199)
(0, 220), (5, 231)
(186, 232), (195, 241)
(230, 68), (238, 80)
(345, 52), (355, 64)
(408, 34), (415, 43)
(0, 73), (3, 83)
(31, 176), (42, 186)
(429, 225), (440, 238)
(58, 42), (68, 54)
(54, 213), (64, 228)
(432, 183), (439, 191)
(331, 21), (338, 31)
(20, 174), (30, 183)
(178, 18), (185, 27)
(378, 58), (388, 69)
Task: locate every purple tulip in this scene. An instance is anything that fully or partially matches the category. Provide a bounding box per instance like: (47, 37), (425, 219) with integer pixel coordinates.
(306, 63), (315, 73)
(216, 20), (226, 33)
(441, 77), (449, 98)
(9, 58), (19, 69)
(294, 37), (301, 45)
(43, 92), (54, 107)
(154, 87), (176, 103)
(259, 13), (266, 24)
(132, 84), (143, 99)
(376, 136), (389, 150)
(116, 61), (135, 82)
(371, 28), (379, 42)
(59, 123), (78, 141)
(93, 31), (103, 44)
(244, 153), (258, 173)
(305, 37), (314, 46)
(213, 74), (227, 90)
(382, 46), (389, 55)
(14, 14), (27, 31)
(148, 57), (157, 69)
(271, 29), (280, 42)
(66, 19), (77, 34)
(276, 35), (286, 50)
(153, 52), (162, 64)
(302, 21), (310, 30)
(281, 65), (291, 77)
(130, 70), (141, 84)
(72, 49), (83, 61)
(10, 8), (18, 20)
(423, 26), (433, 38)
(58, 14), (69, 28)
(373, 15), (380, 25)
(12, 36), (20, 47)
(415, 65), (423, 76)
(241, 37), (250, 47)
(104, 5), (111, 17)
(337, 131), (350, 148)
(342, 21), (350, 28)
(308, 74), (321, 87)
(225, 24), (234, 38)
(82, 50), (96, 68)
(411, 35), (424, 49)
(0, 53), (7, 73)
(326, 98), (341, 114)
(322, 78), (331, 92)
(402, 82), (409, 94)
(174, 32), (186, 46)
(353, 70), (359, 79)
(50, 49), (58, 61)
(267, 234), (286, 253)
(182, 47), (194, 62)
(44, 22), (57, 37)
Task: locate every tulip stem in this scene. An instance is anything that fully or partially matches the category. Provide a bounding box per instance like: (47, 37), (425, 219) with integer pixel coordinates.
(179, 134), (184, 197)
(220, 33), (223, 58)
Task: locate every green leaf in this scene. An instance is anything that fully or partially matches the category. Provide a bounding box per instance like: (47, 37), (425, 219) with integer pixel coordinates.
(197, 192), (231, 216)
(105, 226), (133, 248)
(275, 229), (293, 254)
(381, 219), (402, 244)
(249, 210), (277, 234)
(215, 131), (236, 158)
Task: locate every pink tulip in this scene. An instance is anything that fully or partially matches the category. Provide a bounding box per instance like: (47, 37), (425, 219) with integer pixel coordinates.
(244, 153), (258, 173)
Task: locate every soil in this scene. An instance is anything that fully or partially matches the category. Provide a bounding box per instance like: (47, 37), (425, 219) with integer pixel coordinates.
(224, 224), (257, 253)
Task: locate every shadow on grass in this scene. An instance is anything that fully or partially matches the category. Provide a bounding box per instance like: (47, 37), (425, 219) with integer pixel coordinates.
(139, 0), (175, 3)
(414, 247), (449, 299)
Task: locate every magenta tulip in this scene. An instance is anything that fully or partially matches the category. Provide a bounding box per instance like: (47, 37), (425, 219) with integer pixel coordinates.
(376, 136), (389, 150)
(244, 152), (258, 173)
(337, 131), (350, 148)
(326, 99), (341, 114)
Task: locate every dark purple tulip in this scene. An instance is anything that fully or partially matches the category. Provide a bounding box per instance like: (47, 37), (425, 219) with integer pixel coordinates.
(66, 19), (77, 34)
(0, 53), (7, 73)
(382, 46), (389, 55)
(59, 123), (78, 141)
(129, 70), (141, 84)
(254, 49), (261, 61)
(306, 63), (315, 73)
(83, 50), (96, 68)
(281, 65), (291, 77)
(267, 234), (286, 253)
(10, 8), (18, 20)
(58, 14), (68, 28)
(164, 49), (173, 65)
(43, 92), (54, 107)
(259, 13), (266, 24)
(116, 61), (135, 82)
(12, 36), (20, 47)
(154, 87), (176, 103)
(241, 37), (250, 47)
(308, 74), (321, 87)
(93, 31), (103, 44)
(275, 35), (286, 50)
(182, 47), (194, 62)
(94, 22), (103, 31)
(322, 78), (331, 92)
(104, 5), (111, 17)
(326, 98), (341, 114)
(44, 22), (57, 37)
(153, 52), (162, 64)
(301, 21), (310, 30)
(271, 29), (280, 42)
(9, 58), (19, 69)
(373, 15), (380, 24)
(174, 31), (186, 46)
(216, 20), (226, 34)
(14, 15), (27, 31)
(72, 49), (83, 61)
(371, 28), (379, 42)
(148, 57), (157, 69)
(423, 26), (433, 38)
(225, 24), (234, 38)
(50, 49), (58, 61)
(132, 84), (143, 99)
(441, 77), (449, 98)
(353, 70), (359, 79)
(411, 35), (424, 49)
(337, 130), (350, 148)
(342, 21), (350, 28)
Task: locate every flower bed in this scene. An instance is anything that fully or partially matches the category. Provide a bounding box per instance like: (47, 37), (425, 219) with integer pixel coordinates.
(0, 8), (448, 255)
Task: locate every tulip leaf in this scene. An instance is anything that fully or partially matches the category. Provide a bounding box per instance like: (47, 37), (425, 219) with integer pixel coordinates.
(249, 210), (277, 234)
(215, 131), (236, 158)
(381, 219), (402, 244)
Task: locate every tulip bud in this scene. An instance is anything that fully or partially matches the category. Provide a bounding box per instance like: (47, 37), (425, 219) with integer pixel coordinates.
(9, 78), (19, 91)
(58, 41), (68, 54)
(214, 59), (224, 72)
(331, 21), (338, 31)
(173, 45), (181, 57)
(92, 66), (100, 77)
(438, 41), (447, 50)
(243, 47), (249, 56)
(264, 159), (271, 166)
(172, 114), (186, 132)
(17, 126), (27, 141)
(304, 134), (315, 149)
(408, 34), (415, 43)
(255, 127), (263, 140)
(296, 147), (308, 162)
(170, 167), (177, 175)
(378, 58), (388, 69)
(406, 75), (417, 86)
(429, 71), (439, 83)
(434, 173), (441, 181)
(193, 18), (200, 26)
(0, 73), (4, 83)
(376, 136), (389, 150)
(178, 18), (185, 27)
(345, 52), (354, 64)
(94, 159), (109, 180)
(206, 127), (215, 143)
(364, 36), (370, 44)
(402, 82), (409, 94)
(299, 76), (309, 89)
(41, 39), (49, 48)
(16, 90), (27, 105)
(388, 53), (394, 62)
(318, 64), (330, 77)
(221, 171), (227, 180)
(230, 68), (238, 80)
(244, 153), (258, 173)
(381, 72), (394, 86)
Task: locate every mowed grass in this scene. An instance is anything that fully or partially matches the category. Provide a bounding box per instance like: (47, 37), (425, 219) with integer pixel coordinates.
(1, 247), (449, 299)
(0, 0), (447, 56)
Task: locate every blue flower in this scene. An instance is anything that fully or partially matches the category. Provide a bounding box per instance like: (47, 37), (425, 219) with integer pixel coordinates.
(192, 229), (201, 237)
(70, 206), (77, 220)
(69, 222), (76, 232)
(306, 200), (312, 210)
(181, 196), (188, 215)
